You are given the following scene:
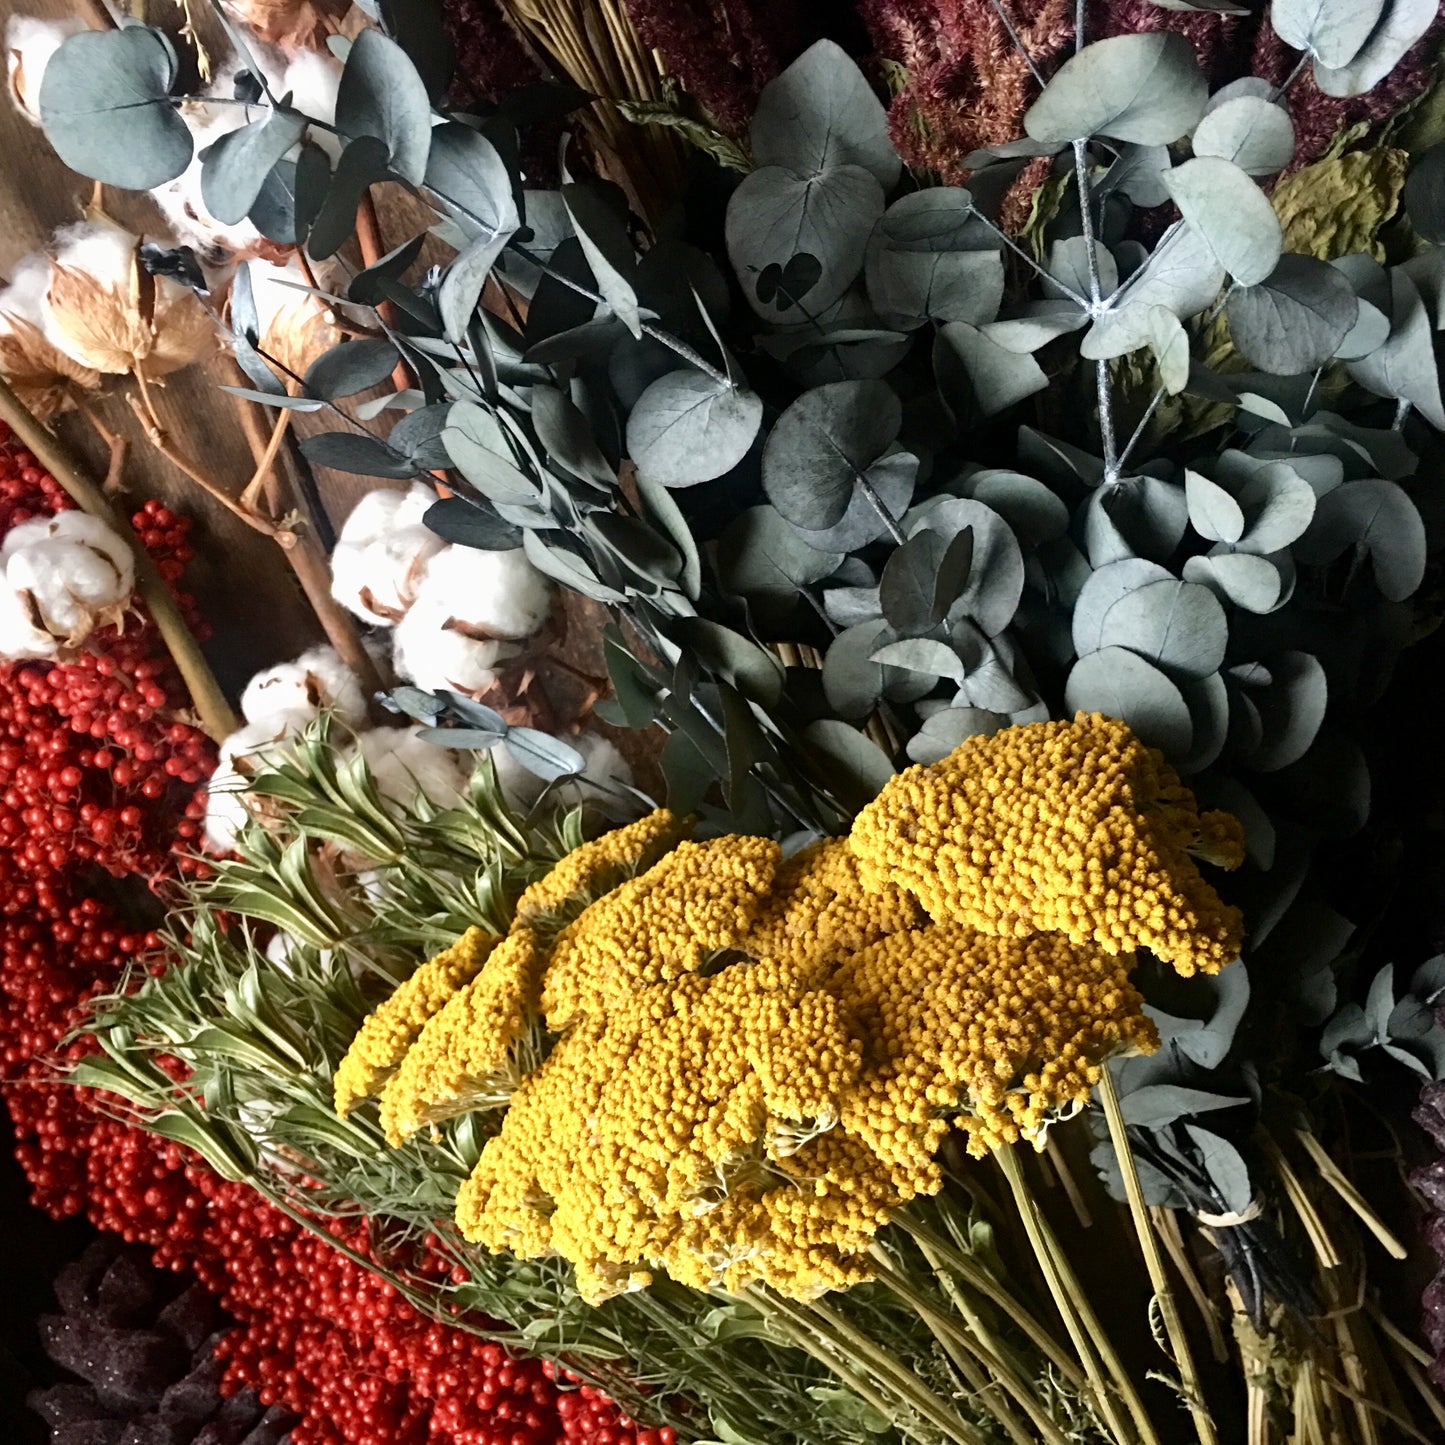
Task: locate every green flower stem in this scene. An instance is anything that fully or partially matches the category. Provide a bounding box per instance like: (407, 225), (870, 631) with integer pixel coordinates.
(995, 1146), (1151, 1445)
(894, 1210), (1087, 1392)
(747, 1287), (986, 1445)
(869, 1250), (1072, 1445)
(1098, 1069), (1218, 1445)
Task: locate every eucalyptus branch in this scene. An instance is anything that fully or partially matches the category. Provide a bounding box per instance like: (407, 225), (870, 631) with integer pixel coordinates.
(1072, 140), (1120, 480)
(1115, 383), (1168, 476)
(858, 475), (907, 546)
(969, 208), (1092, 310)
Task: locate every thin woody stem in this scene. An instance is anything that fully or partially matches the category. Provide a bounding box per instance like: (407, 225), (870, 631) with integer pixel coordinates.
(240, 408), (293, 511)
(0, 375), (239, 741)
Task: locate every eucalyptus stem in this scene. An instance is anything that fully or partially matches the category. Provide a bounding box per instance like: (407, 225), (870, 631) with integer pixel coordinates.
(1098, 1070), (1217, 1445)
(858, 475), (907, 546)
(1071, 139), (1120, 480)
(0, 375), (239, 741)
(995, 1145), (1151, 1445)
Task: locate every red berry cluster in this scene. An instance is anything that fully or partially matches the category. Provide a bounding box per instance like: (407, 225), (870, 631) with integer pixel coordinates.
(2, 424), (649, 1445)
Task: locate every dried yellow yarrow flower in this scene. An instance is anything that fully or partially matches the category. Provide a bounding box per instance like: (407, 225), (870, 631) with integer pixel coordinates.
(333, 926), (496, 1117)
(829, 923), (1157, 1170)
(379, 928), (544, 1146)
(539, 835), (780, 1028)
(512, 808), (688, 934)
(737, 838), (924, 978)
(456, 959), (891, 1301)
(849, 712), (1245, 976)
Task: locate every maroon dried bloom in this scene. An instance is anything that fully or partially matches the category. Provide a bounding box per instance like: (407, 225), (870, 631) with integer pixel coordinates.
(625, 0), (802, 132)
(443, 0), (544, 110)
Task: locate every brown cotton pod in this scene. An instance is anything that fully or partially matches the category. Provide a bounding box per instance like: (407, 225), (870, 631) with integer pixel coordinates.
(220, 0), (350, 53)
(0, 314), (101, 417)
(45, 225), (213, 380)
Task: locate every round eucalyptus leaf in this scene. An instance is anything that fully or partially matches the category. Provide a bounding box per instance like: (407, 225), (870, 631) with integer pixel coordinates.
(870, 637), (965, 681)
(1199, 775), (1275, 868)
(794, 450), (918, 550)
(1162, 156), (1282, 287)
(1235, 463), (1317, 554)
(1097, 578), (1229, 679)
(424, 122), (519, 244)
(335, 28), (433, 185)
(1191, 95), (1295, 176)
(1072, 558), (1174, 657)
(908, 498), (1025, 637)
(1226, 255), (1358, 374)
(1313, 0), (1436, 97)
(822, 619), (933, 717)
(726, 164), (883, 322)
(717, 507), (844, 605)
(1064, 647), (1194, 757)
(1184, 469), (1245, 544)
(1346, 269), (1445, 429)
(865, 246), (1006, 330)
(800, 719), (897, 810)
(872, 188), (985, 251)
(961, 470), (1070, 547)
(627, 370), (763, 487)
(762, 380), (901, 527)
(1270, 0), (1387, 69)
(38, 27), (192, 189)
(1404, 142), (1445, 244)
(1083, 476), (1190, 566)
(1178, 672), (1229, 775)
(933, 322), (1048, 420)
(1293, 477), (1427, 601)
(1023, 33), (1207, 146)
(200, 108), (308, 225)
(906, 708), (1010, 764)
(750, 40), (900, 187)
(1250, 651), (1328, 771)
(1182, 552), (1291, 613)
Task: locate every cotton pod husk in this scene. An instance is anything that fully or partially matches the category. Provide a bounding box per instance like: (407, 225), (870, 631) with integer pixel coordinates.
(44, 220), (213, 379)
(239, 644), (368, 730)
(0, 254), (102, 417)
(220, 0), (351, 55)
(242, 257), (344, 379)
(1, 511), (135, 647)
(329, 484), (445, 626)
(5, 14), (81, 125)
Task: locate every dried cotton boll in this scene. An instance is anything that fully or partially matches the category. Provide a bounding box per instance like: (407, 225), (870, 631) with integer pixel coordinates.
(391, 594), (508, 695)
(44, 220), (213, 379)
(347, 726), (471, 811)
(243, 257), (343, 377)
(221, 0), (349, 54)
(413, 544), (554, 642)
(1, 511), (135, 647)
(203, 720), (304, 852)
(149, 107), (285, 270)
(329, 484), (445, 625)
(5, 14), (81, 124)
(239, 644), (368, 730)
(0, 255), (102, 418)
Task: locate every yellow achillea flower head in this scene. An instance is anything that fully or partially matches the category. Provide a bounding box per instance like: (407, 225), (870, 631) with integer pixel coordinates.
(333, 926), (497, 1117)
(849, 712), (1245, 976)
(539, 835), (780, 1028)
(378, 928), (544, 1146)
(829, 923), (1158, 1169)
(738, 838), (924, 979)
(455, 959), (893, 1302)
(512, 808), (689, 936)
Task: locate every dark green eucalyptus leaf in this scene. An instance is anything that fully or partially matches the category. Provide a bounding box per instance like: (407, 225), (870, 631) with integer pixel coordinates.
(1226, 256), (1358, 374)
(1293, 478), (1426, 601)
(823, 619), (893, 718)
(1023, 33), (1207, 146)
(299, 431), (414, 478)
(749, 39), (900, 187)
(530, 386), (613, 486)
(671, 620), (785, 708)
(762, 380), (901, 527)
(350, 233), (427, 306)
(1404, 142), (1445, 244)
(960, 470), (1070, 547)
(933, 322), (1047, 420)
(1249, 651), (1328, 771)
(307, 135), (392, 258)
(717, 507), (843, 612)
(627, 370), (763, 486)
(794, 450), (919, 551)
(439, 231), (514, 344)
(871, 637), (964, 681)
(378, 0), (455, 102)
(586, 513), (683, 590)
(251, 140), (329, 245)
(562, 185), (641, 338)
(1083, 476), (1190, 565)
(660, 729), (716, 815)
(388, 405), (453, 469)
(879, 530), (955, 636)
(335, 28), (432, 185)
(636, 477), (702, 602)
(304, 339), (400, 399)
(1191, 94), (1295, 175)
(1064, 647), (1193, 757)
(423, 497), (522, 550)
(200, 108), (307, 225)
(424, 121), (518, 245)
(800, 719), (895, 811)
(522, 532), (625, 604)
(1097, 143), (1173, 207)
(1313, 0), (1436, 96)
(1096, 578), (1228, 680)
(1162, 157), (1282, 287)
(1178, 671), (1228, 774)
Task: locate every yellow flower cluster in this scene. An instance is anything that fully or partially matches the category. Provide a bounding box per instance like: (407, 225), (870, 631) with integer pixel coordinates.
(455, 960), (896, 1301)
(539, 836), (780, 1028)
(378, 929), (543, 1146)
(512, 809), (688, 934)
(737, 839), (924, 978)
(849, 712), (1245, 976)
(829, 924), (1157, 1169)
(334, 716), (1242, 1302)
(333, 926), (497, 1117)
